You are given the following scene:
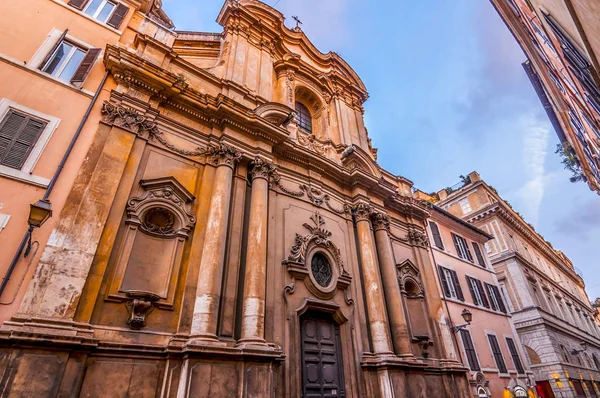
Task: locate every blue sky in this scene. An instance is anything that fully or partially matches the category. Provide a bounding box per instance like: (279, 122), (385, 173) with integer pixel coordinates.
(162, 0), (600, 299)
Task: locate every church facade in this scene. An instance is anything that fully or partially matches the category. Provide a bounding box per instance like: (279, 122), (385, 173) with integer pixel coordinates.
(0, 1), (472, 396)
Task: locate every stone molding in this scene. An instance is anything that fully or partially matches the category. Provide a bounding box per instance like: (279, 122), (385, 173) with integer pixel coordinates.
(352, 202), (373, 223)
(205, 143), (243, 168)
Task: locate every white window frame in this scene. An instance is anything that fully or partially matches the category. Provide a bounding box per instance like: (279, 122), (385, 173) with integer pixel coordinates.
(0, 99), (60, 187)
(30, 29), (96, 76)
(468, 277), (484, 306)
(41, 41), (87, 82)
(459, 197), (472, 214)
(83, 0), (117, 23)
(0, 213), (10, 232)
(453, 233), (471, 261)
(486, 283), (500, 311)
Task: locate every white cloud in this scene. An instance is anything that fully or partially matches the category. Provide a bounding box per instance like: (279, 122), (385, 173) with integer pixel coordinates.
(512, 114), (551, 225)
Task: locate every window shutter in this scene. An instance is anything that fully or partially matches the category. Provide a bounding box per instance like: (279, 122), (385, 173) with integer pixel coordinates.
(39, 29), (68, 70)
(472, 242), (486, 267)
(464, 240), (474, 262)
(485, 283), (497, 311)
(493, 285), (507, 313)
(71, 48), (101, 83)
(451, 233), (462, 258)
(429, 222), (444, 249)
(476, 280), (489, 308)
(506, 338), (525, 374)
(466, 276), (478, 305)
(460, 330), (480, 371)
(438, 265), (451, 297)
(0, 110), (47, 170)
(488, 334), (507, 373)
(106, 3), (129, 29)
(67, 0), (89, 10)
(450, 270), (464, 301)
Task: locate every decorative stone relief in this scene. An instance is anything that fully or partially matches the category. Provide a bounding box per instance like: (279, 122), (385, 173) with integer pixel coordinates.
(407, 226), (429, 248)
(249, 157), (276, 181)
(397, 260), (425, 299)
(283, 212), (352, 301)
(125, 291), (160, 330)
(205, 143), (243, 168)
(101, 102), (155, 135)
(286, 70), (295, 107)
(270, 172), (305, 197)
(352, 202), (373, 222)
(371, 211), (390, 232)
(297, 132), (332, 158)
(300, 184), (349, 215)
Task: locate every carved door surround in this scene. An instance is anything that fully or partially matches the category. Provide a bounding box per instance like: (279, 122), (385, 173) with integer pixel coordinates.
(283, 211), (352, 301)
(105, 176), (196, 328)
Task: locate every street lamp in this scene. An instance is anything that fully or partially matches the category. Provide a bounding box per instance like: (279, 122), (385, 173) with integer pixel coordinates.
(24, 199), (52, 256)
(451, 309), (473, 334)
(571, 341), (587, 356)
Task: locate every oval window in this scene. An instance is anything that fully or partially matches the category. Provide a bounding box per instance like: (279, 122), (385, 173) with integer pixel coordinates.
(311, 252), (332, 287)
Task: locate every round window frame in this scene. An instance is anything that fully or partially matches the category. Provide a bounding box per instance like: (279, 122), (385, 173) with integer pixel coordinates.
(305, 247), (338, 297)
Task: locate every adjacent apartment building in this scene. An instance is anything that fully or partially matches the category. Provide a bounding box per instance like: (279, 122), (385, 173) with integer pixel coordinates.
(489, 0), (600, 194)
(436, 171), (600, 398)
(0, 0), (173, 321)
(424, 201), (535, 398)
(0, 0), (477, 396)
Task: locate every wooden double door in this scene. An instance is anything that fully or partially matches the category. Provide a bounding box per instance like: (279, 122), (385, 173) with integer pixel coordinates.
(300, 312), (346, 398)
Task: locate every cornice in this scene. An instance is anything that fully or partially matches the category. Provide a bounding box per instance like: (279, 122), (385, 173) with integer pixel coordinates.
(470, 203), (583, 284)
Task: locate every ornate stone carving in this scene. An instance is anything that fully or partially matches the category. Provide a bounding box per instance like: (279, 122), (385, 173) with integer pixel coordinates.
(149, 128), (207, 156)
(297, 132), (332, 158)
(286, 70), (295, 107)
(249, 157), (276, 181)
(125, 291), (160, 330)
(300, 184), (349, 214)
(205, 143), (242, 168)
(407, 226), (428, 248)
(126, 177), (196, 239)
(101, 101), (155, 135)
(352, 202), (373, 222)
(371, 211), (390, 232)
(285, 212), (348, 277)
(397, 260), (425, 299)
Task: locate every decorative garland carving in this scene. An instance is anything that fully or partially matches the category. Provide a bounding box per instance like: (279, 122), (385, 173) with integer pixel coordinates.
(270, 172), (305, 197)
(286, 70), (295, 107)
(284, 212), (349, 277)
(250, 157), (276, 181)
(300, 184), (350, 215)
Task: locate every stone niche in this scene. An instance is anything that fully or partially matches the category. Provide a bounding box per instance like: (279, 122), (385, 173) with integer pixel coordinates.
(106, 176), (196, 329)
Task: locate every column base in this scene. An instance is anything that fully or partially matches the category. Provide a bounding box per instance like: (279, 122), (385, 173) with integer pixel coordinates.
(235, 337), (274, 351)
(187, 333), (228, 346)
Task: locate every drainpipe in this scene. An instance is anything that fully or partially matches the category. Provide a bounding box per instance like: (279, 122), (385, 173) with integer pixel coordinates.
(0, 71), (109, 299)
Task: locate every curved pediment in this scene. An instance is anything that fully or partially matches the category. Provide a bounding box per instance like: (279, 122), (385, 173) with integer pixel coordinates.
(340, 145), (382, 178)
(254, 102), (296, 127)
(218, 0), (368, 103)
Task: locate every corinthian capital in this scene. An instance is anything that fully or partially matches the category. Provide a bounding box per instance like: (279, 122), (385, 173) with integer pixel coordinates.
(352, 202), (373, 222)
(249, 157), (276, 181)
(206, 143), (242, 168)
(371, 211), (390, 232)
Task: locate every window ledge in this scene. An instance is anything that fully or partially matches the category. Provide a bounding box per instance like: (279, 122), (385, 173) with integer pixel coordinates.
(443, 296), (511, 317)
(51, 0), (123, 35)
(0, 165), (50, 188)
(0, 53), (94, 98)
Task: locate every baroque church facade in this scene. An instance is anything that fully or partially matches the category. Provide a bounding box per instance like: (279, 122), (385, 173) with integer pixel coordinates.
(0, 1), (472, 396)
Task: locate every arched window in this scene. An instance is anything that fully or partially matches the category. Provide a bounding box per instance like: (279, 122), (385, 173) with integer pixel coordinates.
(560, 344), (570, 363)
(295, 101), (312, 134)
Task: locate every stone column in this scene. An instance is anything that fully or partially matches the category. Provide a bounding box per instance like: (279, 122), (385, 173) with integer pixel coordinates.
(353, 202), (393, 355)
(237, 157), (275, 348)
(190, 144), (241, 341)
(371, 211), (413, 358)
